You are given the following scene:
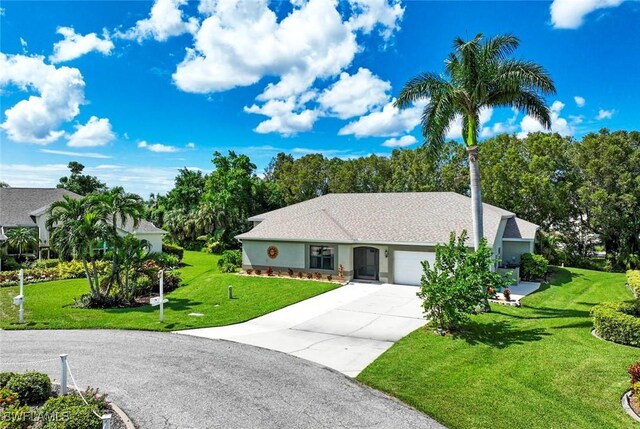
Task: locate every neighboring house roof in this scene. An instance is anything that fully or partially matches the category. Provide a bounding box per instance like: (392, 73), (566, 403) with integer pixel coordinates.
(0, 187), (164, 234)
(237, 192), (538, 246)
(502, 216), (539, 240)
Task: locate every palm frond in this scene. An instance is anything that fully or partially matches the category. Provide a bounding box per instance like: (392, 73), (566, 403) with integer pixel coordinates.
(394, 73), (450, 108)
(481, 34), (519, 61)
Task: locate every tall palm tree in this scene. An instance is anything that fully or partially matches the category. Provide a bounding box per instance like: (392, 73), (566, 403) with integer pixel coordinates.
(395, 33), (556, 250)
(47, 196), (111, 298)
(95, 187), (144, 235)
(6, 227), (38, 258)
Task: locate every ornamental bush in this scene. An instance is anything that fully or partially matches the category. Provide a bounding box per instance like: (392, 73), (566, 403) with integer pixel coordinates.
(162, 243), (184, 261)
(40, 390), (107, 429)
(520, 253), (548, 280)
(591, 301), (640, 347)
(627, 270), (640, 298)
(5, 372), (51, 405)
(0, 373), (14, 389)
(217, 250), (242, 273)
(629, 360), (640, 384)
(0, 388), (20, 409)
(0, 403), (33, 429)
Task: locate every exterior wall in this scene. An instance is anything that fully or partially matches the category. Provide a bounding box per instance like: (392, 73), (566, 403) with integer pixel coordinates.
(502, 240), (534, 265)
(133, 233), (164, 254)
(34, 215), (50, 247)
(242, 240), (306, 271)
(338, 244), (354, 278)
(492, 218), (509, 269)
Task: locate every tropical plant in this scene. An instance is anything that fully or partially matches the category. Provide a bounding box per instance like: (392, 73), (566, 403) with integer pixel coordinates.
(47, 196), (112, 300)
(395, 33), (555, 253)
(5, 228), (38, 258)
(418, 230), (511, 333)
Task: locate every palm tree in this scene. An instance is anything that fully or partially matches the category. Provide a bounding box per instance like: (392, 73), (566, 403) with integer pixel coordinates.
(6, 227), (38, 259)
(47, 196), (111, 298)
(395, 33), (556, 250)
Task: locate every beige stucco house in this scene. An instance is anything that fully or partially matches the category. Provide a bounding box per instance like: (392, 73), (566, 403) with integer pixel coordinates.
(0, 188), (165, 257)
(236, 192), (538, 286)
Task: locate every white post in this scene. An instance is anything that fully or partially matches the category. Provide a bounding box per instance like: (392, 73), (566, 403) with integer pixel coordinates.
(101, 414), (112, 429)
(60, 354), (68, 395)
(158, 270), (164, 323)
(18, 269), (24, 324)
(228, 285), (233, 299)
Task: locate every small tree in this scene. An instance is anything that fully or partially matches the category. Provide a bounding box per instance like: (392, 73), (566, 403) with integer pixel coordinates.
(6, 227), (38, 259)
(418, 230), (510, 333)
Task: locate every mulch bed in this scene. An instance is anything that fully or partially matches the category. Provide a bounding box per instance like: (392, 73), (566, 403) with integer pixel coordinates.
(630, 394), (640, 418)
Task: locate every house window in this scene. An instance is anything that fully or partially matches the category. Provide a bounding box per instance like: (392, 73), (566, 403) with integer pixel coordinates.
(310, 246), (334, 270)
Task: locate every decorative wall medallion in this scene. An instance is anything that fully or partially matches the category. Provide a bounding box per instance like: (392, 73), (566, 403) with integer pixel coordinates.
(267, 246), (279, 259)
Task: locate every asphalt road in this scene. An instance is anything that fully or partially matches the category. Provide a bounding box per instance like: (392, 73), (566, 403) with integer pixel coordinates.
(0, 330), (445, 429)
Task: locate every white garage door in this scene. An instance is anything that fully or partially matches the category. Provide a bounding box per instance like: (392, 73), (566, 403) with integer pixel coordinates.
(393, 251), (436, 286)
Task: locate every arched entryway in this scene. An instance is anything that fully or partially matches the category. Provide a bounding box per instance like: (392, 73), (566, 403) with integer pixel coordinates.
(353, 247), (379, 281)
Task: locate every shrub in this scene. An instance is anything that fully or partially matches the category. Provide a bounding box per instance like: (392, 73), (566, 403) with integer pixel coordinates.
(520, 253), (548, 280)
(338, 264), (344, 279)
(591, 301), (640, 347)
(503, 288), (511, 301)
(632, 381), (640, 396)
(327, 275), (333, 282)
(162, 243), (184, 261)
(629, 360), (640, 384)
(245, 269), (253, 275)
(628, 270), (640, 298)
(151, 271), (182, 293)
(314, 272), (322, 280)
(0, 403), (33, 429)
(217, 250), (242, 272)
(0, 373), (14, 389)
(30, 259), (60, 269)
(40, 389), (107, 429)
(147, 253), (179, 269)
(133, 275), (153, 296)
(0, 388), (19, 409)
(305, 272), (313, 279)
(58, 260), (110, 280)
(297, 272), (303, 278)
(255, 269), (262, 276)
(5, 372), (51, 405)
(266, 267), (273, 276)
(0, 257), (21, 271)
(287, 268), (294, 277)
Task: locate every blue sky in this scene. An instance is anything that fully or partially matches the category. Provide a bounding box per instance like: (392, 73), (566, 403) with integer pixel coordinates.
(1, 0), (638, 196)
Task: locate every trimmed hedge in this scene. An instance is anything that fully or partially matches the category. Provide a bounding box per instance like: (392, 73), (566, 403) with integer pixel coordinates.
(5, 372), (52, 405)
(628, 270), (640, 298)
(591, 301), (640, 347)
(162, 243), (184, 261)
(520, 253), (549, 280)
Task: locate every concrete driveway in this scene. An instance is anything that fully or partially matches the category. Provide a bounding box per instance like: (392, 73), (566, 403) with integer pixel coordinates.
(177, 283), (427, 377)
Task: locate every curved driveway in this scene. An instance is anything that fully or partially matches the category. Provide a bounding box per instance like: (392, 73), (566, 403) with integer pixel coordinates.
(0, 330), (444, 429)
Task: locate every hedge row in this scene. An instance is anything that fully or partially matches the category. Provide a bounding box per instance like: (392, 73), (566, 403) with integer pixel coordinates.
(628, 270), (640, 298)
(591, 301), (640, 347)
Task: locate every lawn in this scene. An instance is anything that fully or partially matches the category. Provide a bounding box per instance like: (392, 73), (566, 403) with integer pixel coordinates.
(0, 251), (338, 331)
(357, 267), (640, 429)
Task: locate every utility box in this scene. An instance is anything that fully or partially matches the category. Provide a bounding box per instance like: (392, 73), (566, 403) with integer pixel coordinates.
(13, 295), (23, 306)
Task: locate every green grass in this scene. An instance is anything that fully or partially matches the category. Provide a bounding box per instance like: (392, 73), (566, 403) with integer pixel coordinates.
(0, 251), (338, 331)
(357, 267), (640, 429)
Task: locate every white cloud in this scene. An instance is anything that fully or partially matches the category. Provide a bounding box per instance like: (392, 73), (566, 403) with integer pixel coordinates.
(518, 100), (573, 138)
(347, 0), (404, 40)
(382, 135), (417, 147)
(19, 38), (28, 53)
(596, 108), (614, 120)
(574, 96), (586, 107)
(0, 163), (186, 195)
(550, 0), (624, 29)
(137, 140), (179, 152)
(244, 97), (319, 136)
(0, 53), (85, 144)
(116, 0), (198, 42)
(338, 98), (428, 137)
(186, 142), (195, 148)
(66, 116), (115, 147)
(49, 27), (114, 63)
(318, 68), (391, 119)
(40, 149), (112, 159)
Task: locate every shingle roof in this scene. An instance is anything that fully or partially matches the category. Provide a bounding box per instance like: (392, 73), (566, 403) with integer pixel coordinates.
(502, 216), (539, 240)
(0, 188), (164, 234)
(237, 192), (537, 246)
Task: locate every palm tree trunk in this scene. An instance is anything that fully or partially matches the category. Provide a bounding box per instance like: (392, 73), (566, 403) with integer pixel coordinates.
(82, 259), (95, 296)
(467, 146), (484, 250)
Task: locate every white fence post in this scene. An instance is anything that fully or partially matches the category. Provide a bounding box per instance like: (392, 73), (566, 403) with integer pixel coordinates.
(19, 269), (24, 324)
(159, 270), (164, 323)
(101, 414), (112, 429)
(60, 354), (68, 395)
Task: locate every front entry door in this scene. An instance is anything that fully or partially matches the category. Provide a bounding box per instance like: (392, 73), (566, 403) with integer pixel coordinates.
(354, 247), (379, 281)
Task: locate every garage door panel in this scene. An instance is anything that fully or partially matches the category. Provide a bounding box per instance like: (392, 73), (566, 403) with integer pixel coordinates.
(393, 251), (436, 286)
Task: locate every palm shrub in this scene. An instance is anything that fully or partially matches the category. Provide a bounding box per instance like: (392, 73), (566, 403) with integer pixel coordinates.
(418, 230), (511, 333)
(395, 33), (555, 263)
(6, 227), (38, 259)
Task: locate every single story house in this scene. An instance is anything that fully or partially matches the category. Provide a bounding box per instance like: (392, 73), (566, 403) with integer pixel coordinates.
(0, 188), (165, 256)
(236, 192), (538, 286)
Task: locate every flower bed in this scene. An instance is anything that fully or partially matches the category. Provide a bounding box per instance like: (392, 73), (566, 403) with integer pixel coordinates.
(0, 261), (110, 287)
(242, 268), (344, 283)
(0, 371), (132, 428)
(591, 301), (640, 347)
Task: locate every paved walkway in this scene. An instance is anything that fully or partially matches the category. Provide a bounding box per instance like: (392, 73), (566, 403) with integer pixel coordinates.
(177, 283), (427, 377)
(495, 281), (542, 304)
(0, 330), (444, 429)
